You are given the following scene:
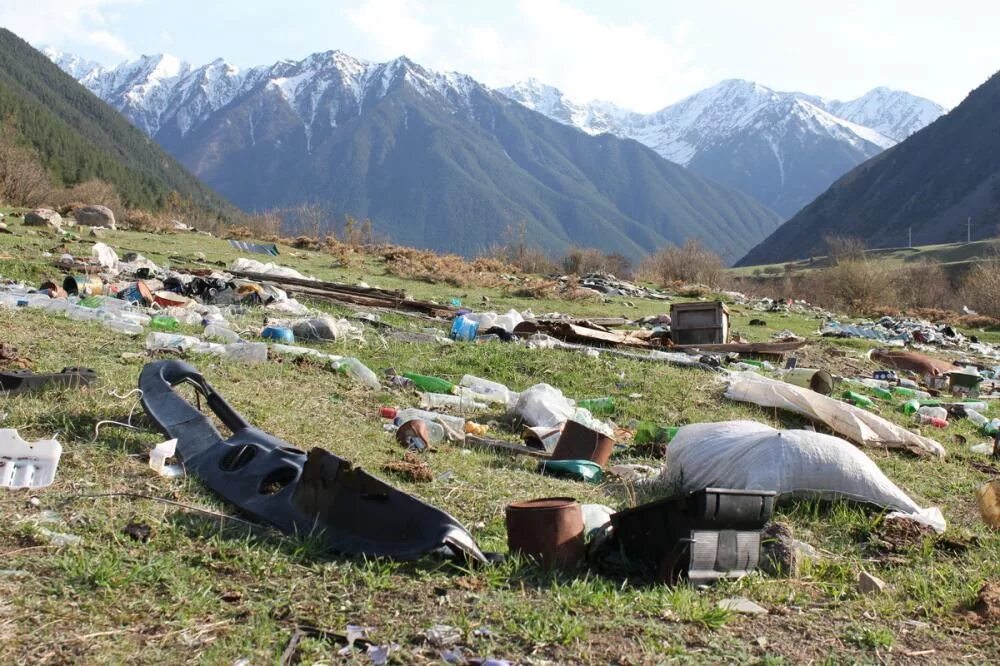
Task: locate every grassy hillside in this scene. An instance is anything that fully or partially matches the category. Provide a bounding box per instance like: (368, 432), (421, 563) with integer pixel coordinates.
(731, 238), (1000, 278)
(1, 222), (998, 663)
(0, 29), (232, 216)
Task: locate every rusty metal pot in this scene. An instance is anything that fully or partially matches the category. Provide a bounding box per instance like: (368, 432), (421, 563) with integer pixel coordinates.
(550, 419), (615, 467)
(505, 497), (585, 568)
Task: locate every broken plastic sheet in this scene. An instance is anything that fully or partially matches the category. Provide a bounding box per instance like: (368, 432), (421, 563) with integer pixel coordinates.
(725, 371), (945, 458)
(658, 420), (946, 532)
(90, 242), (119, 272)
(0, 429), (61, 488)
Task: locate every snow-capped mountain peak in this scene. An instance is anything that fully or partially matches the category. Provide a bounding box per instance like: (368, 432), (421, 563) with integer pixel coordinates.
(827, 87), (946, 141)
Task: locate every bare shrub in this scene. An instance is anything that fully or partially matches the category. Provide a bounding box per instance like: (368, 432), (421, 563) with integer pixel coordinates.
(0, 131), (51, 206)
(825, 234), (867, 263)
(890, 261), (953, 310)
(47, 179), (121, 213)
(799, 258), (895, 314)
(123, 209), (173, 233)
(382, 245), (520, 288)
(637, 239), (724, 287)
(490, 222), (558, 275)
(959, 257), (1000, 317)
(341, 214), (374, 247)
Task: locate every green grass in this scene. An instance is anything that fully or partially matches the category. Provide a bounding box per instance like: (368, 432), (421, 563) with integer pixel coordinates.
(1, 221), (999, 663)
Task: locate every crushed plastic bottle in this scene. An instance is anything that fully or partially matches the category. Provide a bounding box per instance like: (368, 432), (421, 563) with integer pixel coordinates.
(103, 318), (143, 335)
(459, 375), (516, 406)
(915, 414), (948, 428)
(334, 358), (381, 389)
(916, 405), (948, 420)
(380, 407), (465, 436)
(843, 390), (875, 409)
(204, 324), (240, 342)
(419, 392), (488, 411)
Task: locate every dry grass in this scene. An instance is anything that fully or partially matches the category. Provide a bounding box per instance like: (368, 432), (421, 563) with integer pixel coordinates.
(960, 257), (1000, 318)
(638, 240), (724, 288)
(381, 245), (521, 288)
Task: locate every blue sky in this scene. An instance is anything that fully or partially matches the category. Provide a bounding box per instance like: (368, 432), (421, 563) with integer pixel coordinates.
(2, 0), (998, 111)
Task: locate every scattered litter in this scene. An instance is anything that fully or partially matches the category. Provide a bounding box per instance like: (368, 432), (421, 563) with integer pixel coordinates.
(148, 438), (184, 478)
(658, 421), (946, 532)
(228, 240), (279, 256)
(0, 429), (62, 488)
(424, 624), (462, 647)
(717, 597), (768, 615)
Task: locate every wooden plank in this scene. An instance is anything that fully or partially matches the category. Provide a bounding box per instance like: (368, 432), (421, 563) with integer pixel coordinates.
(668, 341), (807, 353)
(464, 435), (550, 459)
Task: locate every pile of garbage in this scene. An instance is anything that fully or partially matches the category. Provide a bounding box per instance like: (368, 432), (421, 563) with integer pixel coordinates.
(575, 273), (670, 300)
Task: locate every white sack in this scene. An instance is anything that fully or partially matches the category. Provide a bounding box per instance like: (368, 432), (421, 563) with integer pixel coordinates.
(229, 257), (312, 281)
(725, 371), (945, 458)
(91, 242), (118, 271)
(659, 420), (946, 532)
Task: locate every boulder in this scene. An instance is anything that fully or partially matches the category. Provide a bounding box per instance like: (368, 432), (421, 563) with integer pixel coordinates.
(23, 208), (62, 228)
(74, 205), (116, 230)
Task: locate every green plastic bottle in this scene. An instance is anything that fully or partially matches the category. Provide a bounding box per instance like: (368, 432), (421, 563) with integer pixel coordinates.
(578, 397), (615, 415)
(843, 390), (875, 409)
(901, 399), (921, 415)
(634, 423), (679, 445)
(150, 315), (179, 331)
(869, 386), (893, 401)
(402, 372), (455, 394)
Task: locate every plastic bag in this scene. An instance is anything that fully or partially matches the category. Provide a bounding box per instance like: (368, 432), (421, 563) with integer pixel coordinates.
(511, 383), (576, 428)
(658, 420), (946, 532)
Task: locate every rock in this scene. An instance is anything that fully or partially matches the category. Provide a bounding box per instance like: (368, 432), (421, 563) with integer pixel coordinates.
(23, 208), (62, 229)
(760, 522), (819, 577)
(74, 204), (116, 229)
(0, 222), (11, 234)
(89, 227), (106, 238)
(718, 597), (768, 615)
(858, 571), (887, 594)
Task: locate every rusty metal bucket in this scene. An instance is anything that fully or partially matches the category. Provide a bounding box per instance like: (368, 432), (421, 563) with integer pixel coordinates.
(505, 497), (585, 568)
(550, 420), (615, 467)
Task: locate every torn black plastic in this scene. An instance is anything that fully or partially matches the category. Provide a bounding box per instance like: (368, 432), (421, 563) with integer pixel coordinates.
(0, 367), (96, 395)
(139, 360), (487, 563)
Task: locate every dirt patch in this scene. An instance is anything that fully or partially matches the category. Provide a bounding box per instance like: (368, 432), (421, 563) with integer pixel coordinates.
(382, 452), (433, 483)
(785, 341), (876, 378)
(875, 516), (936, 552)
(964, 583), (1000, 625)
(0, 342), (31, 370)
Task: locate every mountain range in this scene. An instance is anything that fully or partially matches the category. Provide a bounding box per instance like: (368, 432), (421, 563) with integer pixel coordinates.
(738, 69), (1000, 266)
(44, 47), (783, 261)
(500, 79), (945, 217)
(0, 29), (230, 216)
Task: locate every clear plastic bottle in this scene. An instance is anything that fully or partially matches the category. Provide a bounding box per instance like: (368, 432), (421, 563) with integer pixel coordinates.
(204, 324), (240, 342)
(146, 332), (201, 351)
(219, 342), (268, 363)
(334, 358), (380, 389)
(459, 374), (515, 405)
(103, 318), (144, 335)
(398, 418), (445, 444)
(915, 414), (948, 428)
(381, 407), (465, 434)
(419, 392), (488, 411)
(965, 409), (989, 428)
(916, 405), (948, 420)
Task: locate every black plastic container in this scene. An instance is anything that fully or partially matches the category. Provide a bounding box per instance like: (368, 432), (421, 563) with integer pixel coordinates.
(610, 487), (775, 584)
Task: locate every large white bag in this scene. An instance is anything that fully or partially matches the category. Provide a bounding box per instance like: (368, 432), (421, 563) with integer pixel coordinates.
(658, 420), (945, 532)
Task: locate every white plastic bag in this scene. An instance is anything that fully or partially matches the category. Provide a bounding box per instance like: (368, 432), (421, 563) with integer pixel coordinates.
(658, 420), (946, 532)
(512, 383), (576, 428)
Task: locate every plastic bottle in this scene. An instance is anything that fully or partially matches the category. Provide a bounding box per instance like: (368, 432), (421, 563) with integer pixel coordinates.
(398, 418), (445, 445)
(843, 391), (875, 409)
(892, 386), (931, 399)
(901, 399), (922, 415)
(965, 409), (989, 428)
(578, 397), (615, 415)
(955, 401), (988, 412)
(450, 315), (479, 341)
(986, 420), (1000, 436)
(916, 405), (948, 420)
(868, 386), (894, 401)
(103, 318), (144, 335)
(220, 342), (268, 363)
(915, 414), (948, 428)
(857, 377), (891, 389)
(150, 315), (180, 331)
(204, 324), (240, 342)
(898, 378), (920, 390)
(458, 375), (514, 405)
(146, 332), (201, 351)
(380, 407), (465, 434)
(334, 358), (381, 389)
(419, 392), (488, 411)
(403, 372), (455, 394)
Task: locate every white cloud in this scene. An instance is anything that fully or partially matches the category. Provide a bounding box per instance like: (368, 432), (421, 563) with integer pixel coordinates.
(0, 0), (138, 61)
(345, 0), (434, 61)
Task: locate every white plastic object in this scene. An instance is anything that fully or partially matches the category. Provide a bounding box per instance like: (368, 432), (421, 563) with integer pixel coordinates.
(91, 242), (119, 270)
(334, 358), (380, 389)
(204, 324), (240, 342)
(916, 405), (948, 420)
(959, 402), (988, 413)
(103, 318), (144, 335)
(965, 409), (989, 427)
(219, 342), (268, 364)
(0, 429), (62, 489)
(510, 383), (576, 428)
(419, 392), (488, 411)
(659, 420), (946, 533)
(148, 438), (183, 478)
(146, 332), (201, 351)
(394, 408), (465, 435)
(459, 375), (516, 405)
